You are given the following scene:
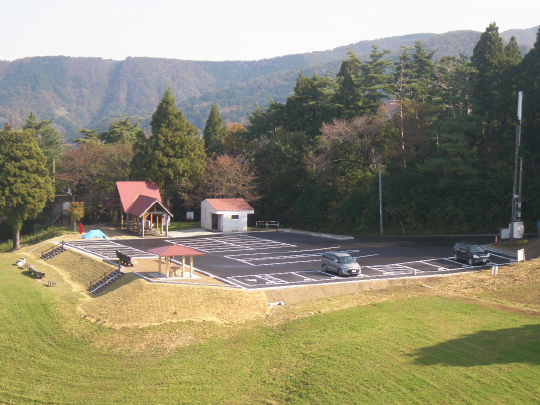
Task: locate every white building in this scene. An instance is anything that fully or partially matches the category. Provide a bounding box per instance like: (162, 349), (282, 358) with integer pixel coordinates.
(201, 198), (255, 232)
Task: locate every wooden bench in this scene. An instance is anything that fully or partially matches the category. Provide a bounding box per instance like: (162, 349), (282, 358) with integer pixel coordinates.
(47, 280), (57, 287)
(28, 266), (45, 279)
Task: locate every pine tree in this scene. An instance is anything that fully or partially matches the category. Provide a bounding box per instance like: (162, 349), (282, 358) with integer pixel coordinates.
(409, 42), (436, 103)
(203, 103), (226, 155)
(335, 51), (363, 118)
(100, 116), (145, 144)
(359, 46), (393, 114)
(498, 36), (523, 129)
(518, 27), (540, 155)
(131, 87), (206, 204)
(74, 128), (101, 145)
(0, 129), (55, 249)
(285, 72), (337, 137)
(471, 22), (506, 152)
(23, 112), (65, 163)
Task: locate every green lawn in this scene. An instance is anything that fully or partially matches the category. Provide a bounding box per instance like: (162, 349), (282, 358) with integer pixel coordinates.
(1, 251), (540, 404)
(167, 221), (201, 231)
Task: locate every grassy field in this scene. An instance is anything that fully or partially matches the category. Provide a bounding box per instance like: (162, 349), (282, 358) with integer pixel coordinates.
(1, 244), (540, 403)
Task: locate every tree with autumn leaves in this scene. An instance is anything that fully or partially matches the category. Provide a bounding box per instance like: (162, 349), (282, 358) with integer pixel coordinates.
(57, 142), (133, 221)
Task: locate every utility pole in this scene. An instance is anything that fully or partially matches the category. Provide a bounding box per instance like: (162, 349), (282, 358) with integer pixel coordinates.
(52, 159), (56, 222)
(379, 154), (383, 234)
(510, 91), (523, 240)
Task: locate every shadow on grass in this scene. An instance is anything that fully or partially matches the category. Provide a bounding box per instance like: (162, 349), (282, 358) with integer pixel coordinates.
(410, 324), (540, 366)
(20, 269), (46, 279)
(90, 273), (139, 297)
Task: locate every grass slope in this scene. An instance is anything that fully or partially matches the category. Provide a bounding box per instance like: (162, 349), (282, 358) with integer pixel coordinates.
(1, 248), (540, 404)
(80, 274), (269, 327)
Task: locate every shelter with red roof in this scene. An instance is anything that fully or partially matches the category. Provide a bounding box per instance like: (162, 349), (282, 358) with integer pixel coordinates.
(108, 181), (173, 237)
(147, 243), (205, 278)
(201, 198), (254, 232)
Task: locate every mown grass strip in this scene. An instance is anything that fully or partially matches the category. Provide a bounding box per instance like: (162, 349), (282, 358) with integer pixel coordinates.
(1, 248), (540, 405)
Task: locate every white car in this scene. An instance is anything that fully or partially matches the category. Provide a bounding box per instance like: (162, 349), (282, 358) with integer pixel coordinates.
(321, 252), (361, 276)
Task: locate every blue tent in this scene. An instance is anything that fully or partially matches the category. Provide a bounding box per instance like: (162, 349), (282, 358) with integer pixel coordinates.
(82, 229), (108, 239)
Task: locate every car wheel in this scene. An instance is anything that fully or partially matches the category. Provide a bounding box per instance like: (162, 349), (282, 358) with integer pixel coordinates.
(468, 258), (473, 266)
(322, 264), (327, 272)
(338, 268), (344, 277)
(454, 253), (458, 261)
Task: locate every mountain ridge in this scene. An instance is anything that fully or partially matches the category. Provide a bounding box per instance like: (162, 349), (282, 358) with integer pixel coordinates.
(0, 27), (537, 140)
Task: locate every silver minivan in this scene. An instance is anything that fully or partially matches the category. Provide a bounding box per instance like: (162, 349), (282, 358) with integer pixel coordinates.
(321, 252), (361, 277)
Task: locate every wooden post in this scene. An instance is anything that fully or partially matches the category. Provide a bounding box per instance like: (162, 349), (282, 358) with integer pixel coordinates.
(166, 257), (170, 278)
(190, 255), (193, 277)
(141, 215), (145, 238)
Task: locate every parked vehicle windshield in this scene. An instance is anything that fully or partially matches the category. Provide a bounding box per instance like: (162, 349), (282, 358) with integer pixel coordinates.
(338, 256), (356, 264)
(468, 245), (485, 253)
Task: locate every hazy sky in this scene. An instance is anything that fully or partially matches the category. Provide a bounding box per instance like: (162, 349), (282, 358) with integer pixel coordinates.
(2, 0), (538, 62)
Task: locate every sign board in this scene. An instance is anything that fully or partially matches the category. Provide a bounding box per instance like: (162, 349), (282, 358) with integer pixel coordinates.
(186, 211), (194, 220)
(517, 249), (525, 262)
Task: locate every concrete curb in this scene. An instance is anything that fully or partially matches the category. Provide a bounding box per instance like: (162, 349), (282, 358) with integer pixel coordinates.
(485, 245), (518, 259)
(278, 228), (354, 240)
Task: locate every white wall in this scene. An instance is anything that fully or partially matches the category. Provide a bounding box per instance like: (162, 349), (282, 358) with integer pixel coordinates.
(200, 201), (253, 232)
(201, 200), (214, 230)
(221, 212), (249, 232)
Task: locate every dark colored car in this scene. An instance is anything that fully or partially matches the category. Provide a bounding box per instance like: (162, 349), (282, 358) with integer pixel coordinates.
(321, 252), (361, 276)
(452, 243), (491, 266)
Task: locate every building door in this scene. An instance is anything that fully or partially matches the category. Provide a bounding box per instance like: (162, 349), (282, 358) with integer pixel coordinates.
(211, 213), (219, 230)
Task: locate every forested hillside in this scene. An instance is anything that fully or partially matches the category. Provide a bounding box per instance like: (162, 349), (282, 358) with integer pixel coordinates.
(239, 24), (540, 235)
(0, 27), (536, 140)
(1, 23), (539, 241)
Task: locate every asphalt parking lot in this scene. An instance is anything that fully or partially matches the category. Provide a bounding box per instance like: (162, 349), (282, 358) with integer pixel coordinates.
(66, 231), (516, 289)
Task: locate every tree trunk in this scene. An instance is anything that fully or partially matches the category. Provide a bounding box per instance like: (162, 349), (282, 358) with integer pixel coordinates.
(12, 227), (20, 250)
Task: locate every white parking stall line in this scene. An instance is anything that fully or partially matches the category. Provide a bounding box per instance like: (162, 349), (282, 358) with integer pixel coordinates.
(227, 269), (372, 288)
(237, 255), (379, 267)
(223, 247), (379, 267)
(240, 258), (321, 267)
(486, 251), (517, 262)
(165, 235), (296, 253)
(287, 272), (318, 282)
(366, 263), (424, 275)
(415, 259), (466, 271)
(225, 247), (338, 265)
(65, 240), (157, 259)
(226, 247), (341, 258)
(245, 253), (323, 261)
(229, 274), (289, 287)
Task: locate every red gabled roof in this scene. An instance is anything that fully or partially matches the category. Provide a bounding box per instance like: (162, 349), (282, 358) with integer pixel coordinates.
(115, 181), (162, 212)
(147, 244), (205, 257)
(126, 195), (172, 218)
(204, 198), (254, 212)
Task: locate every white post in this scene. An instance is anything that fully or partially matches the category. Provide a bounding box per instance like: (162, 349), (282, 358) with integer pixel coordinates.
(182, 256), (186, 277)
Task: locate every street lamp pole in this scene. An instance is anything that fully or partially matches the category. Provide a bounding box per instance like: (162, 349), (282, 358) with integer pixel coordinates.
(379, 154), (383, 234)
